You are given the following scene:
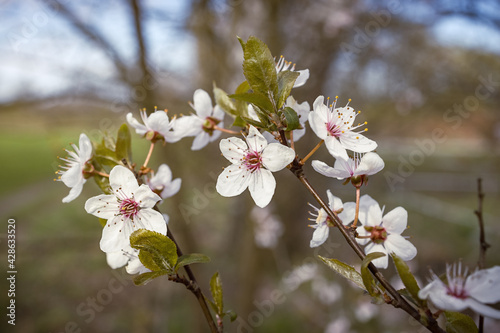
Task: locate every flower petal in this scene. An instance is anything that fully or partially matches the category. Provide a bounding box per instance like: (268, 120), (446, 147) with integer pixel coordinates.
(134, 184), (161, 208)
(326, 190), (343, 211)
(310, 223), (329, 248)
(161, 178), (182, 199)
(354, 152), (384, 176)
(365, 243), (389, 269)
(84, 194), (119, 219)
(358, 195), (382, 227)
(324, 136), (349, 160)
(384, 234), (417, 261)
(419, 279), (469, 312)
(339, 131), (377, 153)
(192, 89), (213, 119)
(219, 137), (247, 164)
(136, 208), (167, 235)
(106, 249), (129, 269)
(126, 113), (148, 135)
(191, 131), (210, 150)
(216, 164), (250, 197)
(78, 133), (93, 161)
(109, 165), (139, 196)
(62, 179), (86, 203)
(382, 207), (408, 235)
(466, 266), (500, 303)
(246, 126), (268, 153)
(173, 115), (202, 137)
(248, 169), (276, 208)
(261, 143), (295, 172)
(293, 69), (309, 88)
(311, 160), (351, 179)
(338, 202), (356, 225)
(100, 215), (130, 253)
(464, 298), (500, 319)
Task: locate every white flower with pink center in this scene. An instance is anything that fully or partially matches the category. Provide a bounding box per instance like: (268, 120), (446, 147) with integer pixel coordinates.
(126, 109), (179, 143)
(308, 96), (377, 160)
(85, 165), (166, 253)
(312, 152), (384, 184)
(216, 125), (296, 208)
(419, 263), (500, 319)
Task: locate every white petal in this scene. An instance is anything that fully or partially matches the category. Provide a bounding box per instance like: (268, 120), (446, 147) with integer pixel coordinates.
(191, 132), (210, 150)
(324, 137), (349, 160)
(100, 215), (130, 253)
(60, 162), (83, 187)
(192, 89), (213, 119)
(384, 234), (417, 261)
(419, 280), (468, 312)
(216, 165), (250, 197)
(78, 133), (93, 161)
(338, 202), (356, 225)
(248, 169), (276, 208)
(358, 195), (382, 227)
(261, 143), (295, 172)
(161, 178), (182, 199)
(308, 109), (328, 140)
(246, 125), (268, 153)
(126, 113), (148, 135)
(355, 226), (371, 246)
(326, 190), (343, 211)
(213, 105), (225, 120)
(85, 194), (119, 219)
(134, 184), (161, 208)
(293, 69), (309, 88)
(155, 164), (173, 183)
(109, 165), (139, 196)
(365, 243), (389, 269)
(382, 207), (408, 235)
(310, 223), (329, 248)
(137, 208), (167, 235)
(339, 131), (377, 153)
(173, 116), (202, 137)
(311, 160), (351, 179)
(355, 152), (384, 176)
(219, 137), (247, 164)
(62, 179), (86, 203)
(106, 250), (129, 269)
(464, 298), (500, 319)
(466, 266), (500, 303)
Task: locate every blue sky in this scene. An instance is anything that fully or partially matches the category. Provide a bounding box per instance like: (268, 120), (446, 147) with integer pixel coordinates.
(1, 1), (499, 103)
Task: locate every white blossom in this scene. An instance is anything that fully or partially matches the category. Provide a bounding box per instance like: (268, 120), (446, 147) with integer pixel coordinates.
(355, 195), (417, 269)
(57, 133), (93, 203)
(308, 96), (377, 160)
(312, 152), (384, 183)
(85, 165), (167, 253)
(419, 263), (500, 319)
(147, 164), (181, 200)
(126, 109), (179, 142)
(216, 125), (295, 208)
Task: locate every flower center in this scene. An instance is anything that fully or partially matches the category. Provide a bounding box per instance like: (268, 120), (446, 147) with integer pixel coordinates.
(366, 226), (387, 244)
(244, 151), (262, 173)
(202, 116), (221, 136)
(119, 198), (140, 219)
(445, 263), (470, 299)
(326, 121), (342, 137)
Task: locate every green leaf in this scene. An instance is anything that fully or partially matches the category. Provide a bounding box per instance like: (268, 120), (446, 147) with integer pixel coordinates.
(231, 116), (247, 128)
(213, 84), (238, 117)
(176, 253), (211, 271)
(210, 272), (224, 315)
(93, 174), (111, 194)
(115, 123), (132, 164)
(239, 36), (278, 102)
(133, 271), (168, 286)
(282, 107), (301, 131)
(444, 311), (478, 333)
(225, 310), (237, 322)
(230, 92), (275, 115)
(235, 80), (251, 94)
(317, 255), (366, 291)
(129, 229), (178, 272)
(392, 254), (422, 305)
(361, 252), (386, 297)
(276, 71), (299, 109)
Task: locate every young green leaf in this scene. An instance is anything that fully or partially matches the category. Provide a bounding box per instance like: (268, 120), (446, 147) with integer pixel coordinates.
(130, 229), (178, 272)
(230, 92), (275, 115)
(239, 36), (278, 102)
(213, 84), (238, 117)
(317, 255), (366, 291)
(133, 271), (168, 286)
(282, 107), (302, 131)
(361, 252), (386, 297)
(176, 253), (211, 271)
(444, 311), (478, 333)
(210, 272), (224, 315)
(276, 71), (299, 109)
(115, 123), (132, 164)
(392, 254), (422, 305)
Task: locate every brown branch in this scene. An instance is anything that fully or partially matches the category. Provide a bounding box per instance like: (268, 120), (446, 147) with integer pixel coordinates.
(474, 178), (490, 333)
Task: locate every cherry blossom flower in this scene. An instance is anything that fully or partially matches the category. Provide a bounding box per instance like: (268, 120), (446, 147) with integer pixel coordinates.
(174, 89), (225, 150)
(85, 165), (166, 253)
(311, 152), (384, 185)
(147, 164), (181, 200)
(216, 125), (295, 208)
(355, 195), (417, 269)
(308, 96), (377, 160)
(308, 190), (355, 248)
(126, 109), (179, 142)
(418, 263), (500, 319)
(275, 55), (310, 88)
(106, 245), (151, 275)
(57, 133), (93, 203)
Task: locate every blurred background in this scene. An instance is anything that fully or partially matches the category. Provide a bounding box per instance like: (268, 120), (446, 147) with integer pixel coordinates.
(1, 0), (500, 332)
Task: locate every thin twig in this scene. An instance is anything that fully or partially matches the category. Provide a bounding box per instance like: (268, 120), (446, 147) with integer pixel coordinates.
(300, 140), (324, 165)
(474, 178), (489, 333)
